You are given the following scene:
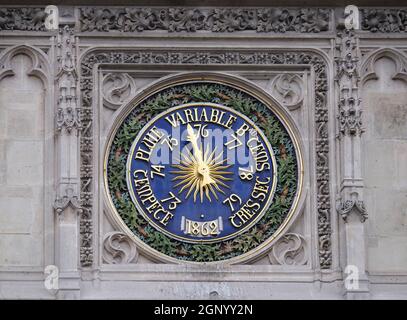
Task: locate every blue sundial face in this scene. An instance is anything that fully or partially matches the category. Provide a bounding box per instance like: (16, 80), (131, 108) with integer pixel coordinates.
(127, 102), (277, 243)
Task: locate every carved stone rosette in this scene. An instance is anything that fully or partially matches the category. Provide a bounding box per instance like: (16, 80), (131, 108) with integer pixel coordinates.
(102, 73), (137, 110)
(268, 74), (304, 110)
(103, 231), (138, 264)
(80, 49), (332, 269)
(269, 233), (308, 265)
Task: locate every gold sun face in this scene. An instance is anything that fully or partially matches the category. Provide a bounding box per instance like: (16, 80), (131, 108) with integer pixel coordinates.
(170, 124), (233, 203)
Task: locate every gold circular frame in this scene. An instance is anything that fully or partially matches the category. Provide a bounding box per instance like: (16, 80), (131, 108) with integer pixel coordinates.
(126, 102), (278, 244)
(103, 72), (304, 264)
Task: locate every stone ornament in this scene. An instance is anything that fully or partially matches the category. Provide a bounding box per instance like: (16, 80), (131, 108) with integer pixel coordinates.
(361, 48), (407, 83)
(102, 73), (137, 110)
(0, 7), (47, 31)
(361, 9), (407, 33)
(80, 50), (332, 268)
(335, 19), (367, 224)
(56, 25), (81, 134)
(54, 186), (82, 215)
(268, 74), (304, 111)
(0, 45), (49, 83)
(103, 231), (138, 264)
(335, 29), (364, 137)
(337, 193), (367, 223)
(3, 6), (407, 34)
(79, 7), (331, 33)
(56, 107), (81, 134)
(269, 233), (308, 265)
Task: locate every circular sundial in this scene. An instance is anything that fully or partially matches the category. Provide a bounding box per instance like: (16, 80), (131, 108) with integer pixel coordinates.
(105, 77), (302, 263)
(127, 102), (277, 243)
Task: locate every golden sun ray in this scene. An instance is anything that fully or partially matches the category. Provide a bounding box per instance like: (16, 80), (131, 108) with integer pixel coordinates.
(171, 143), (233, 203)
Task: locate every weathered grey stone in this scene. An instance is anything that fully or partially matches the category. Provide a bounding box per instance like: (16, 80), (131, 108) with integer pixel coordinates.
(0, 4), (407, 300)
(0, 51), (46, 270)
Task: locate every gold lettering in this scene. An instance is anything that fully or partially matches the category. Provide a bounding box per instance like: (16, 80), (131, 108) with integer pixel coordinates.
(210, 108), (220, 123)
(236, 123), (250, 136)
(251, 176), (271, 201)
(146, 200), (161, 213)
(246, 198), (261, 212)
(183, 109), (194, 123)
(229, 213), (243, 228)
(199, 108), (208, 122)
(216, 111), (226, 126)
(135, 147), (150, 162)
(165, 113), (178, 127)
(160, 211), (174, 226)
(176, 112), (186, 125)
(132, 169), (174, 227)
(256, 161), (270, 172)
(224, 115), (237, 128)
(225, 133), (243, 150)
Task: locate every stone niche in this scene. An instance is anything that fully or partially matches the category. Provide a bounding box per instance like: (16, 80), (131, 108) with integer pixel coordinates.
(0, 53), (45, 267)
(362, 54), (407, 273)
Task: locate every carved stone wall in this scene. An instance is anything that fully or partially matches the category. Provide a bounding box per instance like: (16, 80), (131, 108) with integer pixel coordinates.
(361, 50), (407, 274)
(0, 5), (407, 300)
(0, 52), (46, 267)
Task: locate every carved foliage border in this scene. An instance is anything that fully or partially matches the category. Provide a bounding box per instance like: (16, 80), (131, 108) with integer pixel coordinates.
(79, 7), (332, 33)
(79, 49), (332, 268)
(0, 7), (46, 31)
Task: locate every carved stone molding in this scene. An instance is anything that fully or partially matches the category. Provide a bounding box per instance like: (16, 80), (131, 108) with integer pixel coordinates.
(0, 45), (49, 84)
(335, 17), (367, 223)
(267, 74), (304, 110)
(56, 107), (81, 133)
(361, 8), (407, 33)
(361, 48), (407, 83)
(80, 49), (332, 269)
(102, 231), (138, 264)
(336, 192), (367, 223)
(335, 29), (364, 137)
(338, 96), (364, 136)
(269, 233), (308, 265)
(56, 25), (81, 134)
(79, 7), (331, 33)
(54, 185), (82, 215)
(80, 218), (93, 266)
(102, 73), (137, 110)
(0, 7), (47, 31)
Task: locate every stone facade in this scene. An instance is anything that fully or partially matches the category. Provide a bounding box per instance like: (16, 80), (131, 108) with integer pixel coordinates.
(0, 4), (406, 299)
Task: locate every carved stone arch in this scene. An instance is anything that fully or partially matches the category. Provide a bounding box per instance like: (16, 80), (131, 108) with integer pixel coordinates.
(361, 48), (407, 84)
(0, 45), (50, 84)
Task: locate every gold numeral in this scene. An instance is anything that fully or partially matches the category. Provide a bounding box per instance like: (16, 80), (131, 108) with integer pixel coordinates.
(239, 165), (254, 181)
(223, 193), (242, 212)
(160, 135), (179, 151)
(150, 165), (165, 179)
(161, 191), (181, 210)
(224, 133), (243, 150)
(187, 220), (200, 235)
(185, 220), (219, 236)
(193, 123), (209, 138)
